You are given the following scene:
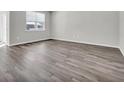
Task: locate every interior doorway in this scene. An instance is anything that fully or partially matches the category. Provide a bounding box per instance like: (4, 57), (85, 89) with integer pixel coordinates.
(0, 12), (8, 46)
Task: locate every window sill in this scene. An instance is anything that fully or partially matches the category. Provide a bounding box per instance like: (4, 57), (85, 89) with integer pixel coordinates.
(25, 30), (46, 32)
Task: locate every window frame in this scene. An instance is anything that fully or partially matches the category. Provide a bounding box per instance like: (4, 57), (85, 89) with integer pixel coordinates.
(25, 11), (46, 32)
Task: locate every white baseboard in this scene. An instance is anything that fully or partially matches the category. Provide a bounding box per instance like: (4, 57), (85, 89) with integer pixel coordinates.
(0, 43), (5, 47)
(52, 38), (118, 48)
(8, 38), (50, 46)
(119, 48), (124, 56)
(7, 37), (124, 57)
(8, 37), (119, 49)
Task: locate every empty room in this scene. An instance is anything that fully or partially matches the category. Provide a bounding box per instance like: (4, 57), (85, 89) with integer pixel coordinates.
(0, 11), (124, 82)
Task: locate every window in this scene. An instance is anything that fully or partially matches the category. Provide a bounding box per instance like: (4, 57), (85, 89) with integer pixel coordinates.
(26, 11), (45, 31)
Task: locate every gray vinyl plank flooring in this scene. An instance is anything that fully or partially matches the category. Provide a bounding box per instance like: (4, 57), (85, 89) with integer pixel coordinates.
(0, 39), (124, 82)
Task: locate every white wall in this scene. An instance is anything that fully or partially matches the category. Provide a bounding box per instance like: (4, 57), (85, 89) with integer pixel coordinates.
(0, 14), (3, 41)
(119, 12), (124, 56)
(51, 11), (119, 47)
(9, 11), (50, 46)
